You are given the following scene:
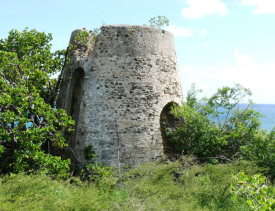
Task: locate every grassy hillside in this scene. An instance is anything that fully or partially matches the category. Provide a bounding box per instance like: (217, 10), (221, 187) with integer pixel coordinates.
(0, 158), (264, 211)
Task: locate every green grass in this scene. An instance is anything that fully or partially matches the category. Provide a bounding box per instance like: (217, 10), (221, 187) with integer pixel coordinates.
(0, 158), (264, 210)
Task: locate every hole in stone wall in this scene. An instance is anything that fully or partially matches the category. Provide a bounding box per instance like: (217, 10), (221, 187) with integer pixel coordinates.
(68, 68), (85, 149)
(160, 102), (179, 155)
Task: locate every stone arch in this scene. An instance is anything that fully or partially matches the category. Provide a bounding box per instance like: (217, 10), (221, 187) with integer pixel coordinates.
(68, 68), (85, 149)
(160, 102), (179, 155)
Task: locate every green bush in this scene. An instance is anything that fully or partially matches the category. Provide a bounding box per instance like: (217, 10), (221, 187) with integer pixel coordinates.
(148, 16), (169, 28)
(240, 128), (275, 181)
(231, 171), (275, 210)
(165, 84), (268, 164)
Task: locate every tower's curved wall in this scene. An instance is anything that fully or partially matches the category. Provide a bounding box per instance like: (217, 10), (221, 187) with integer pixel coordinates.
(58, 25), (184, 167)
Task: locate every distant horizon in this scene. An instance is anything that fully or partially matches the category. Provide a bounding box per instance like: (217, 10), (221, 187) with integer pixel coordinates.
(206, 104), (275, 133)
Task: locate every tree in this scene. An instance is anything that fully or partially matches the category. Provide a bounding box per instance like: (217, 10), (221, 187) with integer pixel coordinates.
(148, 16), (169, 28)
(165, 83), (264, 163)
(0, 28), (90, 176)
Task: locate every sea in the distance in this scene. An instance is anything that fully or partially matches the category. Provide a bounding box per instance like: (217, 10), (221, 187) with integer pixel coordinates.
(214, 104), (275, 133)
(254, 104), (275, 133)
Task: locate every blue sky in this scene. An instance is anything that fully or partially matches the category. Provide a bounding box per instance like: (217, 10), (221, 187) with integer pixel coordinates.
(1, 0), (275, 103)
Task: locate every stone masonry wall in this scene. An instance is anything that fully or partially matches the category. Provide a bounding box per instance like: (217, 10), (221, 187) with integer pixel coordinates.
(57, 25), (184, 167)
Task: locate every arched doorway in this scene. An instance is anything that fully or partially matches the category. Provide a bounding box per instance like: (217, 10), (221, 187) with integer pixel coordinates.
(160, 102), (179, 155)
(68, 68), (85, 149)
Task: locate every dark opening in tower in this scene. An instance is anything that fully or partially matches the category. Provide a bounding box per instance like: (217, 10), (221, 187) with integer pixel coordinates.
(68, 68), (85, 149)
(160, 102), (179, 155)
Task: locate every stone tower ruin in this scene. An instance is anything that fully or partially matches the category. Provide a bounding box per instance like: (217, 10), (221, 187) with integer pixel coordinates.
(57, 25), (184, 167)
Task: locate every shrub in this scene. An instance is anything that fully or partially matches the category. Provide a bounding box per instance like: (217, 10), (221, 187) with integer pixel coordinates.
(231, 171), (275, 210)
(165, 83), (264, 163)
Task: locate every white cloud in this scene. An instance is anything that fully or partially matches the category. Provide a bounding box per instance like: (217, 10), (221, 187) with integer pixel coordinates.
(179, 64), (275, 104)
(241, 0), (275, 14)
(166, 26), (206, 37)
(196, 28), (207, 36)
(179, 46), (275, 104)
(203, 42), (209, 47)
(182, 0), (228, 18)
(234, 49), (254, 66)
(166, 25), (192, 37)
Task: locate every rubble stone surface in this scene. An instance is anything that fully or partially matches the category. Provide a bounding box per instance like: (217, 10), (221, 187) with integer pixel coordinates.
(57, 25), (184, 167)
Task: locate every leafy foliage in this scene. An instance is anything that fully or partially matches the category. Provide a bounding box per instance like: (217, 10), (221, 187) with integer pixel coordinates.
(148, 16), (169, 28)
(89, 28), (100, 42)
(84, 144), (97, 160)
(0, 28), (79, 176)
(165, 83), (264, 162)
(231, 171), (275, 210)
(240, 128), (275, 180)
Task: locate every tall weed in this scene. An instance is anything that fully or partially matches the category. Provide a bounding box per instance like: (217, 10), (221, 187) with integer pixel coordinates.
(0, 159), (264, 210)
